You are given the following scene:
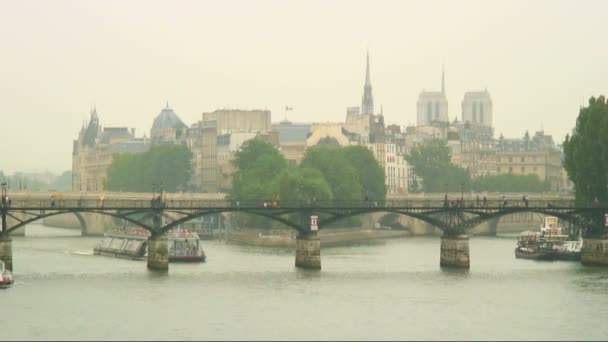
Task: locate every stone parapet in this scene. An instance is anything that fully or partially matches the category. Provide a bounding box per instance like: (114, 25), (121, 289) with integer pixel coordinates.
(0, 236), (13, 271)
(581, 238), (608, 266)
(147, 236), (168, 271)
(295, 234), (321, 269)
(440, 235), (470, 268)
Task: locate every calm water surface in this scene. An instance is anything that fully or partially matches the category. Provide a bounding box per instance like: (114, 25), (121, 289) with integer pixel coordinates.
(2, 223), (608, 341)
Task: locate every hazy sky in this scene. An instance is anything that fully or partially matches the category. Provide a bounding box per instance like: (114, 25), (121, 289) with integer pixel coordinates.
(1, 0), (607, 174)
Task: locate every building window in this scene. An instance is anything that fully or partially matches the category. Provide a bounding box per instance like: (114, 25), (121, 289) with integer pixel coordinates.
(509, 157), (513, 162)
(509, 167), (513, 173)
(521, 157), (524, 162)
(472, 104), (477, 123)
(521, 166), (525, 173)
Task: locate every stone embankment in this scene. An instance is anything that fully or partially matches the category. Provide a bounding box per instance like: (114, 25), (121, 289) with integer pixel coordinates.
(227, 227), (412, 248)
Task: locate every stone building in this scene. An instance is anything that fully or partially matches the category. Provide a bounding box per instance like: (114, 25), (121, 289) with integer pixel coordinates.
(462, 90), (493, 127)
(199, 109), (276, 192)
(72, 108), (148, 191)
(150, 103), (188, 145)
(200, 121), (218, 193)
(453, 122), (496, 178)
(306, 123), (358, 147)
(272, 120), (311, 166)
(495, 131), (563, 190)
(417, 67), (449, 126)
(202, 109), (271, 134)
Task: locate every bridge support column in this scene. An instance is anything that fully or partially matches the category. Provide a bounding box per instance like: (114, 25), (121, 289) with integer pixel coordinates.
(147, 236), (168, 271)
(0, 235), (12, 271)
(581, 238), (608, 266)
(440, 234), (470, 268)
(295, 233), (321, 270)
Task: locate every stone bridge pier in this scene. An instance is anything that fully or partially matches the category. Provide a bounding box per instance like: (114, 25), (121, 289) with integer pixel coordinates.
(147, 235), (168, 271)
(0, 235), (12, 271)
(295, 232), (321, 269)
(440, 234), (470, 268)
(581, 238), (608, 266)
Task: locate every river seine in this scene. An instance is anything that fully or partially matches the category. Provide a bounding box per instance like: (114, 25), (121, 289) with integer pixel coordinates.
(2, 223), (608, 341)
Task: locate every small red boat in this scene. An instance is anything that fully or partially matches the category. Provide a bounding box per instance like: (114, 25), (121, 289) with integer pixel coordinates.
(0, 260), (14, 288)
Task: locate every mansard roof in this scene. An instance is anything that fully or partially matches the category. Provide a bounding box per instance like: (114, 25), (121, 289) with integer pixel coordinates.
(152, 103), (187, 131)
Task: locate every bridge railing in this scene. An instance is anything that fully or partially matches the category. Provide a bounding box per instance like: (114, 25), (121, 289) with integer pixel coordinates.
(5, 198), (577, 210)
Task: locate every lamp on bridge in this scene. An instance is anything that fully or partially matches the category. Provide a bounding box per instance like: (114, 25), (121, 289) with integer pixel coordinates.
(1, 182), (6, 207)
(461, 182), (464, 201)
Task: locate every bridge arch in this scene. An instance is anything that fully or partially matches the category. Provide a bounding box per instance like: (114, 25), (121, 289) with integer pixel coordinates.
(6, 209), (154, 234)
(159, 208), (305, 235)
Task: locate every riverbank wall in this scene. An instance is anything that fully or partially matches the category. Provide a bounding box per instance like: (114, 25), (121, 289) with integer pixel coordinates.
(228, 227), (412, 248)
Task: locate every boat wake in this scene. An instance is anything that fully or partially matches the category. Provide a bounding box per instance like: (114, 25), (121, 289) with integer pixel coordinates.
(71, 250), (95, 256)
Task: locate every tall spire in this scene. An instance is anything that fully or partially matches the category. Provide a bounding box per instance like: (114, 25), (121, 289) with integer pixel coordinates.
(441, 64), (445, 95)
(362, 50), (374, 115)
(365, 50), (371, 86)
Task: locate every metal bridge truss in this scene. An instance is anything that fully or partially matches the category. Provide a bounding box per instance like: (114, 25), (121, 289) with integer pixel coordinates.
(1, 201), (606, 238)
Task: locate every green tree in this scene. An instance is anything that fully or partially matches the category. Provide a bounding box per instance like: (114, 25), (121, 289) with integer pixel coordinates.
(105, 144), (192, 192)
(342, 146), (386, 203)
(230, 139), (287, 203)
(471, 174), (550, 193)
(405, 139), (471, 192)
(278, 167), (333, 206)
(229, 138), (288, 229)
(563, 95), (608, 205)
(300, 146), (363, 205)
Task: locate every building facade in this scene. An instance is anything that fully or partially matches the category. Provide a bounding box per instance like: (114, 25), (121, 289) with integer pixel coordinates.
(72, 109), (148, 191)
(417, 67), (448, 126)
(462, 90), (493, 127)
(495, 131), (563, 190)
(202, 109), (271, 134)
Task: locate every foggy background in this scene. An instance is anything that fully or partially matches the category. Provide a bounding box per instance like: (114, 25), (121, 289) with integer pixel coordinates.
(1, 0), (606, 174)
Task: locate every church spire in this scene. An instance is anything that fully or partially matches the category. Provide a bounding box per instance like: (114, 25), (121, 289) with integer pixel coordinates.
(362, 50), (374, 115)
(365, 50), (371, 86)
(441, 64), (445, 95)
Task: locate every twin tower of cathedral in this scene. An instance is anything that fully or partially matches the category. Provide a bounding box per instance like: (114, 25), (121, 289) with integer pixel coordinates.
(352, 52), (493, 129)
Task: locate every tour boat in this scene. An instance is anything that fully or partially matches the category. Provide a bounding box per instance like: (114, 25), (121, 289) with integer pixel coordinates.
(0, 260), (14, 288)
(166, 229), (206, 262)
(514, 231), (555, 260)
(94, 227), (206, 263)
(515, 216), (582, 261)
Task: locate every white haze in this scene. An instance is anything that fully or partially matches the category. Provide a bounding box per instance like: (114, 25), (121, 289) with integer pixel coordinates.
(1, 0), (607, 174)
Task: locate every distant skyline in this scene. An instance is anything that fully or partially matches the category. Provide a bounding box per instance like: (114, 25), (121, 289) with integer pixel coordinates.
(1, 0), (607, 174)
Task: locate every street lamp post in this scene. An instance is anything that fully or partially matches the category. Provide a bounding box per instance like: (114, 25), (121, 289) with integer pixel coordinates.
(1, 182), (6, 207)
(152, 184), (156, 207)
(1, 182), (7, 234)
(461, 182), (464, 207)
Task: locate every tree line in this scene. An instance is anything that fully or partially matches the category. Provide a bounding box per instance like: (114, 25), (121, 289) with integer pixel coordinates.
(405, 139), (551, 193)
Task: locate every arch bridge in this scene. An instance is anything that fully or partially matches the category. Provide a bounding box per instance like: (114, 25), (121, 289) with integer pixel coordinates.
(1, 195), (607, 272)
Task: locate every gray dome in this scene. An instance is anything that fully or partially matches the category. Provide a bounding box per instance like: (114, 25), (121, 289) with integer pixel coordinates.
(152, 104), (187, 131)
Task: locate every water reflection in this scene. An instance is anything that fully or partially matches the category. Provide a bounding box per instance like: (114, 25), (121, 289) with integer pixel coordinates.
(5, 224), (608, 340)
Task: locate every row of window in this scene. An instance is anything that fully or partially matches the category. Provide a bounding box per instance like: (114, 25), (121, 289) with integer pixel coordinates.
(498, 166), (540, 173)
